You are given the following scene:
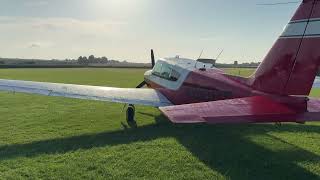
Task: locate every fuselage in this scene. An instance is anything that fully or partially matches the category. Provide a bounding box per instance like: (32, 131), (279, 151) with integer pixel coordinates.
(144, 57), (255, 105)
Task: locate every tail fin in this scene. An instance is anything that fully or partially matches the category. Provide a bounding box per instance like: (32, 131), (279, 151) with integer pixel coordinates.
(249, 0), (320, 95)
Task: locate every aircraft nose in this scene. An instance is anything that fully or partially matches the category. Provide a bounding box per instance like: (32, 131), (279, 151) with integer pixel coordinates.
(144, 70), (152, 79)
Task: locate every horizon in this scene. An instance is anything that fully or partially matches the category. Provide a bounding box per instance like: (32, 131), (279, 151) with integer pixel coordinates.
(0, 0), (299, 63)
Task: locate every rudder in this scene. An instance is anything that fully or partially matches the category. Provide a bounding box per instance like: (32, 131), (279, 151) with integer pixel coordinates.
(249, 0), (320, 96)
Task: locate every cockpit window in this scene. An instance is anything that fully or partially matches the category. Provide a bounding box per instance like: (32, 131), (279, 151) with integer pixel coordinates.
(161, 64), (171, 79)
(152, 62), (180, 81)
(153, 62), (162, 76)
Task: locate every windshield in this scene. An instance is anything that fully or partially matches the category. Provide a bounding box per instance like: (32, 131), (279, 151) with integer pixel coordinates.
(152, 62), (180, 81)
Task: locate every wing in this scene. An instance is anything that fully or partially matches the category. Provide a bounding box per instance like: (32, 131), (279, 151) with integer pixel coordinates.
(160, 96), (320, 124)
(0, 79), (172, 107)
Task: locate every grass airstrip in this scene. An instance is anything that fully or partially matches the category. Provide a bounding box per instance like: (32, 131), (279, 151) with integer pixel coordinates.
(0, 68), (320, 179)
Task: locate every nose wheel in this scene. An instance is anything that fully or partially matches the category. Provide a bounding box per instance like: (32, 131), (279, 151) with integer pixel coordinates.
(126, 104), (137, 127)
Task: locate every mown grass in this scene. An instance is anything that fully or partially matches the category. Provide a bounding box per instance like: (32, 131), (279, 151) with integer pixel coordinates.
(0, 68), (320, 180)
(223, 68), (256, 77)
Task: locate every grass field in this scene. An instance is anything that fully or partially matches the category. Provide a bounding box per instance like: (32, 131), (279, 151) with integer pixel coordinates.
(0, 68), (320, 179)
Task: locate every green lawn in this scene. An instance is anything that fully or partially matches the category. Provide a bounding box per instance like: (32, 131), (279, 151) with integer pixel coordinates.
(0, 68), (320, 180)
(223, 68), (256, 77)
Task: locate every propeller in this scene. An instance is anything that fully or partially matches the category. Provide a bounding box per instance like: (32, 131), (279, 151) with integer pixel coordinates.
(135, 49), (155, 88)
(151, 49), (155, 68)
(136, 81), (147, 88)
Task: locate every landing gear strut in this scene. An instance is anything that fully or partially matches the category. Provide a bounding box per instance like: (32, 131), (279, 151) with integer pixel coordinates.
(275, 122), (282, 126)
(126, 104), (137, 127)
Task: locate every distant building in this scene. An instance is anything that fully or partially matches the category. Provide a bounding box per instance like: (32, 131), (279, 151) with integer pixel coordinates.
(234, 61), (238, 66)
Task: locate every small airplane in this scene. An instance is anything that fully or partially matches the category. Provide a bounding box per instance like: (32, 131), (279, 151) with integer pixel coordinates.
(1, 0), (320, 126)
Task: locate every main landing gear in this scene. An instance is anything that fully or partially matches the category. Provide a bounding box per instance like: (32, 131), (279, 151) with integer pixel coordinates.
(126, 104), (137, 128)
(123, 49), (155, 128)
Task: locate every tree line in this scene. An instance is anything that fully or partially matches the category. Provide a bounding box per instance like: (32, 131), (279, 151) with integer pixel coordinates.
(78, 55), (118, 65)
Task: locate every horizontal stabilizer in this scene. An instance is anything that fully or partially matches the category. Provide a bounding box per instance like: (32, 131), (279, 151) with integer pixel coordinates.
(160, 96), (320, 124)
(0, 79), (172, 107)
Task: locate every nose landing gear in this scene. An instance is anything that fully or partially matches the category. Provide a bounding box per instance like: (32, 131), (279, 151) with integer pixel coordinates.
(126, 104), (137, 128)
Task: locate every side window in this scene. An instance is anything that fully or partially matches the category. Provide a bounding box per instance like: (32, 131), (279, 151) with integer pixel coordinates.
(170, 69), (180, 81)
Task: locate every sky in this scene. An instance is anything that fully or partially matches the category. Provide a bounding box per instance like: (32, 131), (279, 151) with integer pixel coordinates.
(0, 0), (300, 63)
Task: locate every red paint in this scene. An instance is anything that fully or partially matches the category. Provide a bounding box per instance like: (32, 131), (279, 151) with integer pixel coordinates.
(310, 0), (320, 19)
(160, 96), (320, 124)
(147, 0), (320, 124)
(291, 0), (315, 21)
(285, 37), (320, 95)
(249, 0), (320, 96)
(248, 38), (302, 95)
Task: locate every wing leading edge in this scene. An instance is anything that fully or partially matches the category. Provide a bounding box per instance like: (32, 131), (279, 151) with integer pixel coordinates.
(0, 79), (172, 107)
(160, 96), (320, 124)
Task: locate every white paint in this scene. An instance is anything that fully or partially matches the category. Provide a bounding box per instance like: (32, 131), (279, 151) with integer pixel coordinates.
(305, 20), (320, 35)
(281, 18), (320, 38)
(0, 79), (172, 107)
(281, 22), (307, 37)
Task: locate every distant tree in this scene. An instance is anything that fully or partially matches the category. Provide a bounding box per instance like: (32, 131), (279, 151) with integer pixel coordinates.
(25, 61), (35, 65)
(88, 55), (95, 63)
(83, 56), (88, 65)
(78, 56), (89, 65)
(109, 60), (119, 63)
(101, 56), (108, 62)
(0, 61), (4, 65)
(77, 56), (84, 64)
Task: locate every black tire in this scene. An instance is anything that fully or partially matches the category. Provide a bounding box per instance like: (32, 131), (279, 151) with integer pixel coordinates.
(126, 104), (136, 127)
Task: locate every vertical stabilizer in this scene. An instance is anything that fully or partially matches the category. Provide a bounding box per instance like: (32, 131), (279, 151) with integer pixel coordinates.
(249, 0), (320, 95)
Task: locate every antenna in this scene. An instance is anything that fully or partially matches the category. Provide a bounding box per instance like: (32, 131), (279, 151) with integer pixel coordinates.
(215, 49), (224, 61)
(198, 49), (204, 59)
(256, 1), (300, 6)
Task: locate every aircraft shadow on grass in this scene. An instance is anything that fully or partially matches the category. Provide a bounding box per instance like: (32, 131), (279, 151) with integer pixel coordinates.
(0, 113), (320, 180)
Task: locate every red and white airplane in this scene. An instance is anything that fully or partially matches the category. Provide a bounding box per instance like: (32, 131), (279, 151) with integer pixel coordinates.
(1, 0), (320, 125)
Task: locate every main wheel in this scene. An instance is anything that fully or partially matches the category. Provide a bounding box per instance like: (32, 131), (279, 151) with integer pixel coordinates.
(126, 104), (137, 127)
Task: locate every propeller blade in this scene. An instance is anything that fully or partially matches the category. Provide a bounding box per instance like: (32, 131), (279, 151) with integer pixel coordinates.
(136, 81), (147, 88)
(136, 49), (154, 89)
(151, 49), (155, 68)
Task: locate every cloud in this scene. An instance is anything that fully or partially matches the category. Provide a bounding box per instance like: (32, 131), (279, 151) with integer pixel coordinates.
(0, 16), (131, 60)
(29, 43), (40, 48)
(0, 16), (128, 34)
(27, 42), (54, 48)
